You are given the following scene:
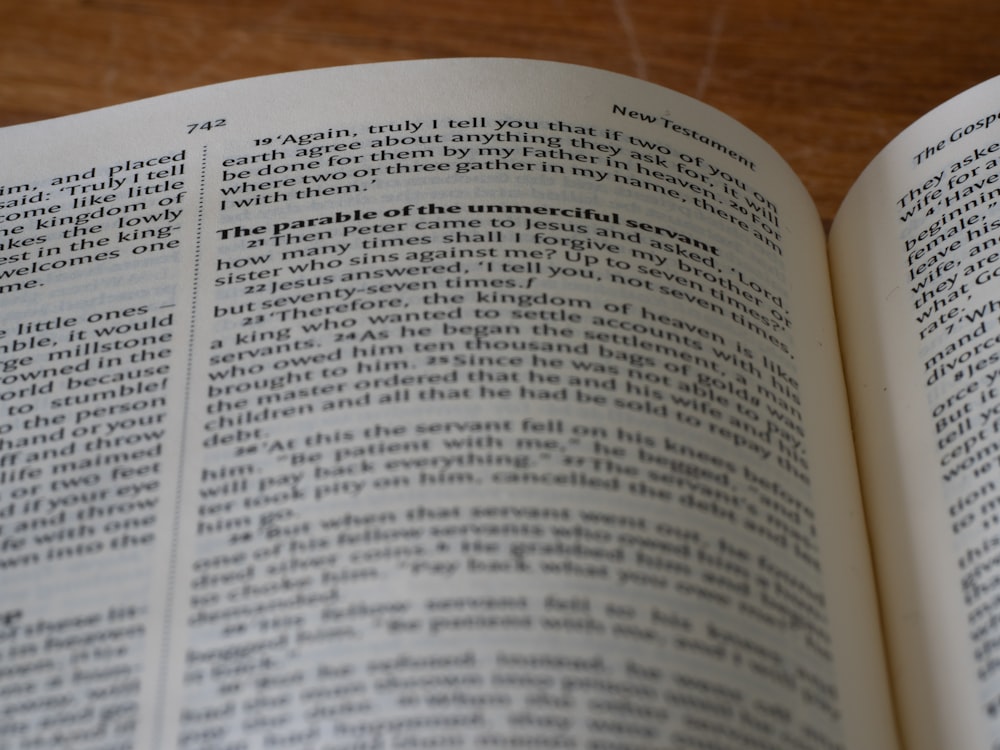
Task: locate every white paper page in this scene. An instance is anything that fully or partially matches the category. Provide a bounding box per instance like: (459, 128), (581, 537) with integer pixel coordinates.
(1, 58), (895, 750)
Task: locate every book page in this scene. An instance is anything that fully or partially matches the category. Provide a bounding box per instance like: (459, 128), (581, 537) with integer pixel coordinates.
(831, 75), (1000, 750)
(0, 59), (895, 749)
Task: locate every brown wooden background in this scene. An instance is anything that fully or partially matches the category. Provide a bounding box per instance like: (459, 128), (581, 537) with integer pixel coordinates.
(1, 0), (997, 224)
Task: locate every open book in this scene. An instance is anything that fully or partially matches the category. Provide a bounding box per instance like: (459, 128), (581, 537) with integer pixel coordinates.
(1, 57), (998, 749)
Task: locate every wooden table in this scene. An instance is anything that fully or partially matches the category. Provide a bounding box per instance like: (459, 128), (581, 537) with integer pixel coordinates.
(1, 0), (997, 224)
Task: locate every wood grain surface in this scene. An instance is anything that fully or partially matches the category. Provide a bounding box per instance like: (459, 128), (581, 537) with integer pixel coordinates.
(1, 0), (997, 222)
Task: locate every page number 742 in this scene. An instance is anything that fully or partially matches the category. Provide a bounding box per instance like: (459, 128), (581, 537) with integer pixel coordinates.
(187, 119), (227, 134)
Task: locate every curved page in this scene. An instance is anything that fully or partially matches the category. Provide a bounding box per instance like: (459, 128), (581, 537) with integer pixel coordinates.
(831, 74), (1000, 750)
(0, 58), (894, 749)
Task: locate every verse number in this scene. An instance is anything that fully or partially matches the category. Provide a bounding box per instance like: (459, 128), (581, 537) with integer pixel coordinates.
(187, 118), (227, 134)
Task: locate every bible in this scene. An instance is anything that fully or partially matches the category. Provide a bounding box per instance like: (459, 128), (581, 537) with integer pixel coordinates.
(2, 57), (1000, 749)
